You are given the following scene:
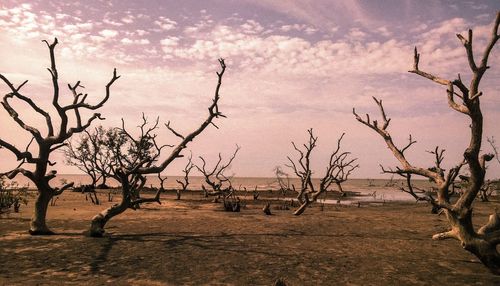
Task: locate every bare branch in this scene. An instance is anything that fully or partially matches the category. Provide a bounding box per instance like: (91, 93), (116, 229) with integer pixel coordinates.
(487, 137), (500, 165)
(354, 97), (440, 182)
(135, 59), (227, 175)
(53, 182), (75, 196)
(409, 47), (450, 85)
(165, 121), (185, 139)
(196, 145), (240, 196)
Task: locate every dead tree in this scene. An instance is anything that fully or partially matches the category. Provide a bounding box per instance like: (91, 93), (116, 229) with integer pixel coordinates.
(398, 173), (430, 202)
(488, 137), (500, 167)
(285, 128), (317, 207)
(89, 59), (226, 237)
(64, 126), (120, 189)
(273, 166), (293, 209)
(175, 153), (194, 200)
(274, 166), (292, 197)
(157, 173), (167, 193)
(397, 147), (454, 205)
(0, 38), (119, 234)
(353, 12), (500, 273)
(263, 202), (272, 215)
(459, 174), (495, 202)
(195, 145), (241, 211)
(479, 181), (494, 202)
(286, 129), (358, 215)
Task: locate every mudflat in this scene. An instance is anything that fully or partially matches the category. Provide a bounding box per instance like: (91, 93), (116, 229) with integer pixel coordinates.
(1, 190), (499, 285)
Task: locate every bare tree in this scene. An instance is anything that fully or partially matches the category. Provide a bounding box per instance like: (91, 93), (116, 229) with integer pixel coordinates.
(398, 173), (430, 202)
(175, 153), (194, 200)
(353, 12), (500, 273)
(64, 126), (121, 189)
(0, 38), (119, 234)
(89, 59), (227, 237)
(488, 137), (500, 167)
(286, 129), (316, 207)
(273, 166), (294, 209)
(195, 145), (241, 211)
(458, 173), (495, 202)
(92, 114), (165, 210)
(274, 166), (292, 196)
(286, 129), (358, 215)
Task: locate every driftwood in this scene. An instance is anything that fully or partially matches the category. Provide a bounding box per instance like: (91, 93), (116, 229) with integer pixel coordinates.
(263, 202), (272, 215)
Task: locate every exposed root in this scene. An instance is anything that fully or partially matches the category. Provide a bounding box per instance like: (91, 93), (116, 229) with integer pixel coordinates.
(432, 230), (459, 241)
(478, 211), (500, 235)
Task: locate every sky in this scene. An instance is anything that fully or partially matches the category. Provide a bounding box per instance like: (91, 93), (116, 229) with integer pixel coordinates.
(0, 0), (499, 179)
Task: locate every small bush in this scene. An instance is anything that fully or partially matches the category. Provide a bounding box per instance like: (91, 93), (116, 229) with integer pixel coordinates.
(0, 178), (29, 213)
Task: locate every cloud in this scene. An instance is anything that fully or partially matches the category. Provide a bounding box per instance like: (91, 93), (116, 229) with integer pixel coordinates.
(103, 12), (123, 26)
(376, 26), (392, 37)
(243, 0), (382, 32)
(160, 37), (180, 45)
(154, 16), (177, 31)
(121, 37), (150, 45)
(279, 23), (317, 34)
(346, 27), (367, 40)
(470, 3), (488, 10)
(240, 20), (264, 34)
(99, 29), (119, 38)
(159, 23), (412, 77)
(121, 14), (134, 24)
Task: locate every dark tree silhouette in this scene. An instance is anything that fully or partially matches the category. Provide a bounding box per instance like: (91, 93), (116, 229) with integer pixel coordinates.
(354, 12), (500, 273)
(0, 38), (119, 234)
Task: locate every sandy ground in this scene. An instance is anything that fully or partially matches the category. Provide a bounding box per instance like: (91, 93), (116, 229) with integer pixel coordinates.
(1, 190), (500, 285)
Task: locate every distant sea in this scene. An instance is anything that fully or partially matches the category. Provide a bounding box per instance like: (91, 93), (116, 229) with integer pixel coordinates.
(6, 174), (435, 202)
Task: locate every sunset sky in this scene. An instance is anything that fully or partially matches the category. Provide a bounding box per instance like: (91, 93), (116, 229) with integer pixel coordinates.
(0, 0), (499, 179)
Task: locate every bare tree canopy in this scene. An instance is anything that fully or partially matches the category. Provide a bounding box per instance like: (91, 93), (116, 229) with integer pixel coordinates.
(286, 129), (358, 215)
(63, 126), (122, 189)
(89, 59), (227, 237)
(354, 12), (500, 273)
(0, 38), (119, 235)
(195, 145), (240, 197)
(488, 137), (500, 167)
(175, 153), (194, 200)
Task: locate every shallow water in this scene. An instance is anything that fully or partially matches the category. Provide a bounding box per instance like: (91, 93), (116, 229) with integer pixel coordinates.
(6, 174), (434, 202)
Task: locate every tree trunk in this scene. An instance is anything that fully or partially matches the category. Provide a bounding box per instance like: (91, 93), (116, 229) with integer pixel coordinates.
(89, 181), (130, 237)
(336, 182), (345, 195)
(29, 190), (54, 235)
(90, 176), (97, 189)
(467, 239), (500, 274)
(89, 199), (128, 237)
(436, 209), (500, 274)
(101, 176), (107, 187)
(293, 200), (310, 215)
